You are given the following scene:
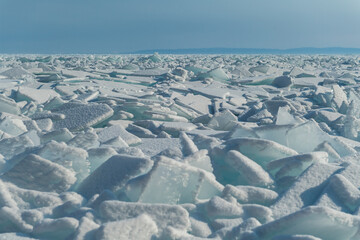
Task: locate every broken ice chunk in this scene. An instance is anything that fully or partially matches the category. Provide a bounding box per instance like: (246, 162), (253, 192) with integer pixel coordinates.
(254, 206), (360, 240)
(286, 120), (355, 157)
(77, 155), (153, 199)
(97, 125), (141, 146)
(137, 138), (180, 157)
(6, 182), (62, 210)
(223, 138), (298, 168)
(222, 185), (278, 206)
(34, 118), (53, 132)
(0, 207), (33, 234)
(16, 87), (60, 104)
(271, 163), (341, 218)
(101, 136), (129, 148)
(87, 147), (117, 173)
(197, 67), (230, 83)
(99, 201), (190, 235)
(2, 154), (76, 193)
(331, 84), (348, 112)
(316, 174), (360, 213)
(204, 196), (273, 224)
(72, 217), (99, 240)
(0, 233), (36, 239)
(158, 121), (197, 137)
(0, 135), (34, 160)
(179, 132), (199, 157)
(32, 217), (79, 240)
(183, 149), (213, 172)
(0, 95), (21, 115)
(0, 117), (27, 136)
(215, 217), (261, 240)
(95, 214), (158, 240)
(53, 103), (114, 131)
(225, 150), (274, 187)
(0, 67), (33, 79)
(207, 110), (237, 131)
(204, 196), (243, 220)
(174, 93), (212, 115)
(36, 141), (89, 186)
(266, 152), (328, 180)
(124, 157), (223, 204)
(226, 124), (259, 139)
(272, 76), (293, 88)
(276, 106), (303, 125)
(249, 65), (269, 74)
(40, 128), (74, 144)
(67, 131), (99, 150)
(125, 124), (156, 138)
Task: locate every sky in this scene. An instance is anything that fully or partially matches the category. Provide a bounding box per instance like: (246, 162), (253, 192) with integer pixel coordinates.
(1, 0), (360, 53)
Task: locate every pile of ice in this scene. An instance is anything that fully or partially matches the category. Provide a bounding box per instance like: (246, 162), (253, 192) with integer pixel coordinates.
(0, 54), (360, 239)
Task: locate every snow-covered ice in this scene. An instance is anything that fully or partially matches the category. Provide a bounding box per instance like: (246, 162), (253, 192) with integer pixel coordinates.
(1, 54), (360, 239)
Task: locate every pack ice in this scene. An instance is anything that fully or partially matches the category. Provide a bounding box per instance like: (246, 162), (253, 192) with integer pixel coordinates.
(1, 54), (360, 239)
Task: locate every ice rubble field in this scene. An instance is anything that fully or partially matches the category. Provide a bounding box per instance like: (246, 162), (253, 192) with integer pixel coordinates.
(1, 54), (360, 240)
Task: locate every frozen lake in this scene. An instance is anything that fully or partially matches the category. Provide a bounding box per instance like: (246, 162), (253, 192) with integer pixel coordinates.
(0, 54), (359, 239)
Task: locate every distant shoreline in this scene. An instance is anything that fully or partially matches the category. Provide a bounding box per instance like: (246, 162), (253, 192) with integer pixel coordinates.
(129, 47), (360, 55)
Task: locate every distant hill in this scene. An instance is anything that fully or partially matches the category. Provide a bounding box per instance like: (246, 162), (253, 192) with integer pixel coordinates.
(130, 47), (360, 55)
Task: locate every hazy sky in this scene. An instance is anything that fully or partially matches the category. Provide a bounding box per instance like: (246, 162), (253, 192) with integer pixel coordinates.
(1, 0), (360, 53)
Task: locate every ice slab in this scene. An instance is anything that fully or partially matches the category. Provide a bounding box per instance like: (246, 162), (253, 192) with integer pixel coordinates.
(68, 131), (99, 150)
(254, 206), (360, 240)
(87, 147), (117, 173)
(40, 128), (74, 144)
(222, 185), (278, 206)
(0, 135), (34, 160)
(124, 157), (223, 204)
(184, 149), (213, 172)
(179, 132), (199, 157)
(204, 196), (273, 224)
(36, 141), (89, 186)
(53, 103), (114, 131)
(174, 93), (212, 115)
(0, 233), (36, 240)
(2, 154), (76, 193)
(0, 67), (33, 79)
(99, 201), (190, 235)
(95, 214), (158, 240)
(32, 217), (79, 240)
(223, 138), (298, 168)
(16, 87), (60, 104)
(77, 155), (153, 199)
(272, 76), (293, 88)
(0, 117), (27, 136)
(97, 125), (141, 146)
(266, 152), (328, 180)
(271, 163), (341, 218)
(72, 217), (99, 240)
(316, 174), (360, 213)
(137, 138), (180, 157)
(225, 150), (274, 187)
(208, 110), (238, 131)
(0, 95), (21, 115)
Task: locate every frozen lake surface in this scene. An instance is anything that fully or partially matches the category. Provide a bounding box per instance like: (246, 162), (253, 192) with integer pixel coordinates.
(0, 54), (360, 239)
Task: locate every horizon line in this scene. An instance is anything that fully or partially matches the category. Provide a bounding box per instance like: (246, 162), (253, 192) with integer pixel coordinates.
(1, 47), (360, 55)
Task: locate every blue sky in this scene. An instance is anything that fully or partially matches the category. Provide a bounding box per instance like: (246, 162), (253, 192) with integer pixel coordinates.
(1, 0), (360, 53)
